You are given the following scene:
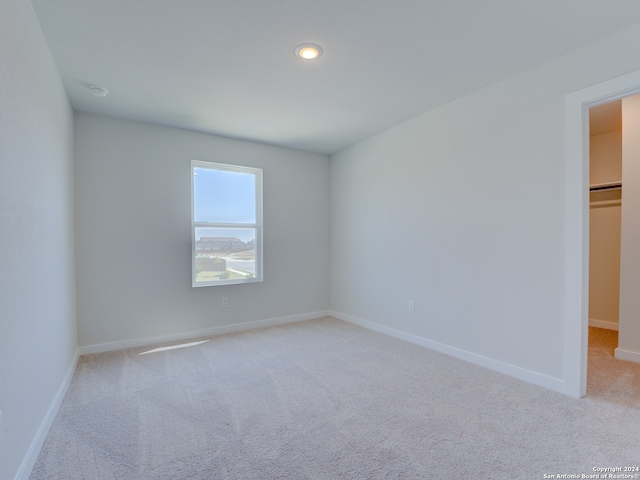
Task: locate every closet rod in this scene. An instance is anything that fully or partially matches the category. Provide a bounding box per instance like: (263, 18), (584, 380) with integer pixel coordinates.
(589, 181), (622, 192)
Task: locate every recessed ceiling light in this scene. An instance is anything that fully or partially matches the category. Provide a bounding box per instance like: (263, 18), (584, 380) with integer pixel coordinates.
(295, 43), (323, 60)
(89, 85), (109, 98)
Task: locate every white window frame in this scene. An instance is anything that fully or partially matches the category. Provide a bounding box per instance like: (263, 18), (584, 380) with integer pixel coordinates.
(191, 160), (263, 287)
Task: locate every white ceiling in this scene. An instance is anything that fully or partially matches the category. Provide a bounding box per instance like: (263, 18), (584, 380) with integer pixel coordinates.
(31, 0), (640, 154)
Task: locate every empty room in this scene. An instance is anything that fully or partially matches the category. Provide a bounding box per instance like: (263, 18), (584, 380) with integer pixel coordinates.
(3, 0), (640, 479)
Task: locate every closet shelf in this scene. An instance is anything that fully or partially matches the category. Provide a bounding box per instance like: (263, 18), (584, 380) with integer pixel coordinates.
(590, 181), (622, 192)
(590, 199), (621, 207)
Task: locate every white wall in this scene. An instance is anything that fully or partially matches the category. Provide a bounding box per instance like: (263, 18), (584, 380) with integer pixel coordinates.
(0, 1), (76, 479)
(330, 21), (640, 389)
(74, 113), (329, 349)
(617, 93), (640, 362)
(589, 131), (622, 329)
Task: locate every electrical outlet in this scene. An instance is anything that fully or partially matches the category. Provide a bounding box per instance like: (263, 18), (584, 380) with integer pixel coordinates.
(408, 300), (415, 313)
(222, 297), (229, 308)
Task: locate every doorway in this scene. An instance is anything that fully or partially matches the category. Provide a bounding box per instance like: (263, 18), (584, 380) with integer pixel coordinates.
(564, 69), (640, 398)
(587, 101), (623, 399)
(588, 101), (622, 333)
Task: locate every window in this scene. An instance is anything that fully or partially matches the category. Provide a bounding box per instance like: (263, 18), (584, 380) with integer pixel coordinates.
(191, 160), (263, 287)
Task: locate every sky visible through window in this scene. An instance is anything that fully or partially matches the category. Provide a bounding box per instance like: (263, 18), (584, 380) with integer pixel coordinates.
(193, 167), (256, 242)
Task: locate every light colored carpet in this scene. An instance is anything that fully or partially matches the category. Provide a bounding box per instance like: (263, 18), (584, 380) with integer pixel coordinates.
(587, 326), (640, 408)
(31, 317), (640, 479)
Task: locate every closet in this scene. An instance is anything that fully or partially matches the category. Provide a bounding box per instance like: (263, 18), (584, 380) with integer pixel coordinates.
(589, 100), (622, 332)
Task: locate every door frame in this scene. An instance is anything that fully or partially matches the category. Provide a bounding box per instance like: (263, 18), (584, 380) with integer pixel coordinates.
(564, 69), (640, 398)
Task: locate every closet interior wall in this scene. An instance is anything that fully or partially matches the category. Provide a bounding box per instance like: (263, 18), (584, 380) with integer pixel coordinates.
(589, 111), (622, 332)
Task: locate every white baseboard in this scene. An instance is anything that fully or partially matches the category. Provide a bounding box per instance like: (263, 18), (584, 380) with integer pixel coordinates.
(614, 347), (640, 364)
(589, 318), (619, 331)
(78, 310), (331, 355)
(15, 350), (80, 480)
(330, 310), (565, 394)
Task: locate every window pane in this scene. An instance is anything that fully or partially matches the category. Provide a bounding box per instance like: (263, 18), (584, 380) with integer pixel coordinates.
(194, 227), (257, 283)
(193, 167), (256, 223)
